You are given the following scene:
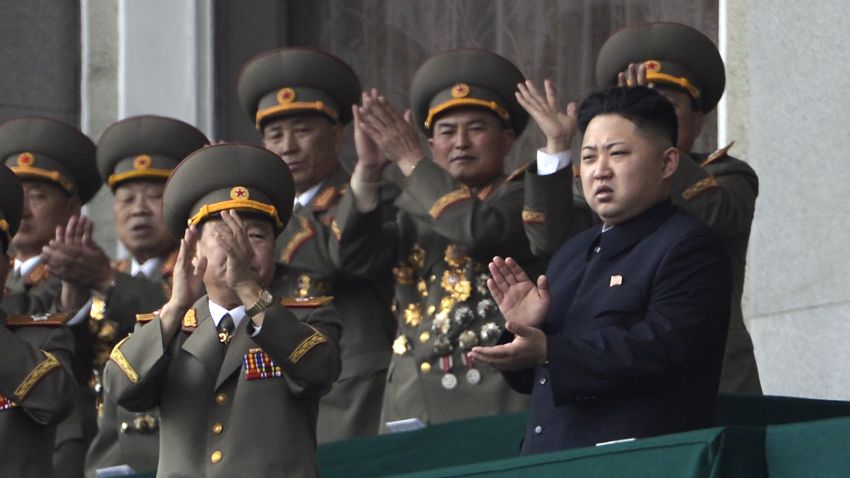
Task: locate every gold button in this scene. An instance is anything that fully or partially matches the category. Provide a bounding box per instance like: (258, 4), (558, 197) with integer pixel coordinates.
(212, 423), (223, 435)
(215, 393), (227, 405)
(211, 450), (222, 463)
(419, 331), (431, 343)
(420, 362), (431, 373)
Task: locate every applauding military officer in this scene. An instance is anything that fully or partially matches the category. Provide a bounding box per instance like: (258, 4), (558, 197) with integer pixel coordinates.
(238, 48), (396, 442)
(344, 49), (543, 429)
(598, 23), (760, 393)
(104, 144), (341, 477)
(0, 165), (78, 478)
(82, 116), (209, 477)
(0, 117), (100, 315)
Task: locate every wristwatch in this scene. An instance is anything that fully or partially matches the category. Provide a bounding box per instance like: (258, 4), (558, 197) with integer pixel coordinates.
(246, 289), (274, 317)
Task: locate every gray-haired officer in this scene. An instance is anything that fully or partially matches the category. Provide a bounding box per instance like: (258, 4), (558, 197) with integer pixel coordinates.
(104, 143), (341, 477)
(82, 115), (209, 477)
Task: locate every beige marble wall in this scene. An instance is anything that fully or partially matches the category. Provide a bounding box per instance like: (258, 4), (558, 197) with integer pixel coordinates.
(725, 0), (850, 399)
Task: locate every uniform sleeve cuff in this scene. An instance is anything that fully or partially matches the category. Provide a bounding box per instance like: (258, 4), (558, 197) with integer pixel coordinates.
(349, 176), (381, 213)
(536, 149), (572, 176)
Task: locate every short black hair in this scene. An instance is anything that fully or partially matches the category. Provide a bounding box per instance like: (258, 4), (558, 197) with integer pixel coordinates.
(577, 86), (678, 147)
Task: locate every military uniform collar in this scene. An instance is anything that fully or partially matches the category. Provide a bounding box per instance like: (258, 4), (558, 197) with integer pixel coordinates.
(300, 168), (348, 212)
(131, 256), (164, 279)
(14, 255), (42, 279)
(208, 299), (247, 329)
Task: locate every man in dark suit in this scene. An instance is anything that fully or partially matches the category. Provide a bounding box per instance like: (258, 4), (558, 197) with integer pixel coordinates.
(470, 86), (732, 453)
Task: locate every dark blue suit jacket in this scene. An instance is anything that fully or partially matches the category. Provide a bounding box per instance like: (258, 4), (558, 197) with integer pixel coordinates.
(504, 199), (732, 454)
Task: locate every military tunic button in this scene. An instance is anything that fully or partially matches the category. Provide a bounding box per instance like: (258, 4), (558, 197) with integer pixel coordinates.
(215, 393), (227, 405)
(420, 362), (432, 373)
(539, 377), (547, 385)
(441, 373), (458, 390)
(419, 331), (431, 343)
(211, 450), (222, 463)
(534, 425), (543, 435)
(213, 423), (223, 434)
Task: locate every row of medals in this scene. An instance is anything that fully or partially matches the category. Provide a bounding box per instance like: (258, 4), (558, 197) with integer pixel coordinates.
(392, 244), (501, 390)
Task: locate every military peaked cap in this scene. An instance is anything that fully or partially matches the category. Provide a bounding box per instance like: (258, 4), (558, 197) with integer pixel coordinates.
(237, 48), (361, 129)
(163, 143), (294, 238)
(97, 115), (209, 191)
(0, 117), (100, 203)
(596, 22), (726, 113)
(410, 49), (528, 135)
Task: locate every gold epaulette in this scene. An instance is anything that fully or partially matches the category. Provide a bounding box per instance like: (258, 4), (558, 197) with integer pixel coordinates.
(5, 313), (72, 327)
(136, 312), (157, 324)
(280, 216), (316, 263)
(112, 259), (130, 273)
(181, 309), (198, 332)
(281, 296), (334, 308)
(701, 141), (735, 167)
(505, 162), (531, 183)
(429, 188), (472, 218)
(682, 176), (721, 201)
(24, 262), (50, 287)
(161, 249), (178, 277)
(522, 209), (545, 225)
(310, 185), (341, 211)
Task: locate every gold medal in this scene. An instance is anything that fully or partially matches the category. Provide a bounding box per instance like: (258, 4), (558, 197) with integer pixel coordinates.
(392, 335), (411, 355)
(403, 303), (422, 327)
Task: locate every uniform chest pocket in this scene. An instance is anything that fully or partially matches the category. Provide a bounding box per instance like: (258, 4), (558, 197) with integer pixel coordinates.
(594, 285), (643, 315)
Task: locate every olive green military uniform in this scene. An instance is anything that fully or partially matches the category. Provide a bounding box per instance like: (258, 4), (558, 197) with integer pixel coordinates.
(527, 22), (760, 393)
(84, 115), (209, 477)
(521, 162), (595, 259)
(104, 143), (342, 477)
(239, 48), (396, 442)
(0, 117), (101, 477)
(336, 50), (545, 429)
(0, 164), (79, 478)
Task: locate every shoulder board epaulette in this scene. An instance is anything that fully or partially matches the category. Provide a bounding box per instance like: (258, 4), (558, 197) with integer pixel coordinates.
(181, 309), (198, 332)
(310, 185), (341, 211)
(136, 312), (157, 324)
(505, 162), (531, 183)
(5, 312), (72, 327)
(701, 141), (735, 167)
(25, 262), (50, 287)
(112, 259), (130, 273)
(281, 296), (334, 308)
(161, 250), (178, 277)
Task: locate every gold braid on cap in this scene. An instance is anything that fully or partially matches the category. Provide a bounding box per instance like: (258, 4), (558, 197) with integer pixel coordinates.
(425, 99), (509, 130)
(107, 169), (172, 188)
(187, 199), (284, 229)
(255, 102), (339, 129)
(644, 60), (701, 100)
(10, 166), (75, 194)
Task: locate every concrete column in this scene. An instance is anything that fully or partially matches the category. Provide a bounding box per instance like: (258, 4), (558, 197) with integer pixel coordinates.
(723, 0), (850, 399)
(81, 0), (214, 255)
